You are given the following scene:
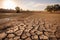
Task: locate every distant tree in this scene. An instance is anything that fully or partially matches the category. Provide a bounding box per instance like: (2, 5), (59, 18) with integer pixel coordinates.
(45, 4), (60, 12)
(45, 5), (53, 12)
(15, 7), (20, 13)
(53, 4), (60, 11)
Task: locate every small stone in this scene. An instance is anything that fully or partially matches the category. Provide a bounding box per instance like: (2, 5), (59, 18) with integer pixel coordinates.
(39, 35), (48, 39)
(33, 35), (38, 39)
(44, 32), (49, 37)
(24, 29), (30, 32)
(30, 30), (36, 36)
(35, 31), (43, 35)
(38, 25), (46, 32)
(25, 26), (33, 31)
(7, 34), (15, 38)
(14, 36), (20, 40)
(39, 35), (43, 39)
(25, 32), (31, 37)
(6, 29), (14, 33)
(18, 23), (25, 27)
(25, 37), (31, 40)
(30, 29), (37, 33)
(21, 33), (27, 39)
(43, 35), (48, 39)
(13, 26), (18, 32)
(9, 38), (14, 40)
(19, 26), (25, 30)
(15, 30), (23, 36)
(0, 32), (7, 39)
(32, 35), (38, 40)
(34, 25), (39, 30)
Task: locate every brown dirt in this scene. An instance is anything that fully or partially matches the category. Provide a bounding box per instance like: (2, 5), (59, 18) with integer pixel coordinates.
(0, 12), (60, 40)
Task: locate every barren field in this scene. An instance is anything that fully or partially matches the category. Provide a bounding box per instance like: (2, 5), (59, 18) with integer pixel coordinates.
(0, 12), (60, 40)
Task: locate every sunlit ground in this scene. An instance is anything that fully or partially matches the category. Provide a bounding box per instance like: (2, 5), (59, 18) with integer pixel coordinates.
(0, 12), (60, 40)
(0, 12), (60, 24)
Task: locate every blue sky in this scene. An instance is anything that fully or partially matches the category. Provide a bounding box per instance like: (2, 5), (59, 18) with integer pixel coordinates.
(0, 0), (60, 10)
(15, 0), (60, 10)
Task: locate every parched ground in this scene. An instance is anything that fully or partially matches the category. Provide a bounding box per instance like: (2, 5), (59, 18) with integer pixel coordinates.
(0, 12), (60, 40)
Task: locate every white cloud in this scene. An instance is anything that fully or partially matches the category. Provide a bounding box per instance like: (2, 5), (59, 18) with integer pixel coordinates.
(34, 3), (50, 7)
(33, 3), (60, 7)
(14, 0), (60, 10)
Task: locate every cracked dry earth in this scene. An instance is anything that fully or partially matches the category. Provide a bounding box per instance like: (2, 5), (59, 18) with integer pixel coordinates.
(0, 16), (60, 40)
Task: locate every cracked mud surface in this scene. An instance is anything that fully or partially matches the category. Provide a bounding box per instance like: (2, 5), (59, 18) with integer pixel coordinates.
(0, 13), (60, 40)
